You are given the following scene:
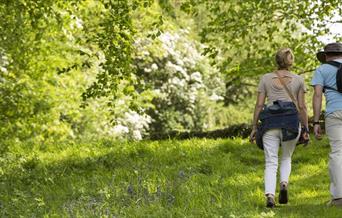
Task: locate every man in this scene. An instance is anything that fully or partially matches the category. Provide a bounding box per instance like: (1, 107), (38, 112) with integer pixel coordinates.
(312, 42), (342, 206)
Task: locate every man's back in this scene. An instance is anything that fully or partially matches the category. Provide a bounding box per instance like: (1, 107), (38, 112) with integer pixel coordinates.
(312, 59), (342, 115)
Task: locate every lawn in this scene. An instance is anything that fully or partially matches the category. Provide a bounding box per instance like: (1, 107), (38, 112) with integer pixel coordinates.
(0, 137), (340, 217)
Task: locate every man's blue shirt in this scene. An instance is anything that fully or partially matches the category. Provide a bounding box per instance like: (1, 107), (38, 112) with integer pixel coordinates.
(311, 59), (342, 115)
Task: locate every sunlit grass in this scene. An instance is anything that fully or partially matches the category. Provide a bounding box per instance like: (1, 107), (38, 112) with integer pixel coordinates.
(0, 137), (341, 217)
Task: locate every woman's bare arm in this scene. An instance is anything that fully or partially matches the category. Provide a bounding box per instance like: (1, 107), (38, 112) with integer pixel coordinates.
(252, 92), (266, 129)
(297, 89), (308, 128)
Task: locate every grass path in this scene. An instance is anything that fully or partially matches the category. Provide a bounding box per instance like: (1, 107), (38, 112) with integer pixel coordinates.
(0, 137), (340, 217)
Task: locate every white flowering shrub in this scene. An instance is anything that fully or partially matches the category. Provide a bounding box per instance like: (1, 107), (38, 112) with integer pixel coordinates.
(134, 29), (226, 134)
(74, 28), (227, 140)
(108, 111), (152, 140)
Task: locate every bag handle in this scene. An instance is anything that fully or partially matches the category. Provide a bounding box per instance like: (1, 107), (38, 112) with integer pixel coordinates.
(274, 71), (300, 112)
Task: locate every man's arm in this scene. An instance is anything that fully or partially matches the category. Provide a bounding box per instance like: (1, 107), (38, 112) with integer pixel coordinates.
(313, 85), (323, 121)
(312, 85), (323, 139)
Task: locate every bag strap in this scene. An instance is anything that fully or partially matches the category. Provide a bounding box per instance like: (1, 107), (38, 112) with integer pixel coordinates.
(324, 61), (342, 92)
(274, 71), (300, 112)
(326, 61), (342, 68)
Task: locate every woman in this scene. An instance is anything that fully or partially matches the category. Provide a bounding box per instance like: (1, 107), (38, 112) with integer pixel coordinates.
(249, 48), (309, 208)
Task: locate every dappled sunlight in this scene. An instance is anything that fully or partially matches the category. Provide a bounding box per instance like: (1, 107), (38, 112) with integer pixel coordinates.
(295, 189), (327, 202)
(291, 161), (327, 182)
(225, 172), (262, 186)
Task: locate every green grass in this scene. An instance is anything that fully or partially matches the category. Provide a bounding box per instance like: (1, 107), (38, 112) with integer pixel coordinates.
(0, 137), (340, 217)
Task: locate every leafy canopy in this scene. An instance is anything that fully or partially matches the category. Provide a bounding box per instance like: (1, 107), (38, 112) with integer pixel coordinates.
(179, 0), (342, 102)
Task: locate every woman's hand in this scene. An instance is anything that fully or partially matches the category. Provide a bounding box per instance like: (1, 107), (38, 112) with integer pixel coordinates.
(314, 124), (322, 140)
(251, 92), (265, 144)
(302, 131), (310, 146)
(249, 127), (257, 143)
(302, 132), (310, 140)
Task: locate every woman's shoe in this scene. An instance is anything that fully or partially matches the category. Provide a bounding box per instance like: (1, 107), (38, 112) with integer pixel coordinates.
(266, 194), (275, 208)
(279, 182), (288, 204)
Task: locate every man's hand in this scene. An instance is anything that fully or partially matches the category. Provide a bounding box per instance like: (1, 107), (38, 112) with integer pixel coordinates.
(314, 124), (323, 140)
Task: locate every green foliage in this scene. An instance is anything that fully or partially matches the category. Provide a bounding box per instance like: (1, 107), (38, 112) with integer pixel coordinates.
(0, 137), (340, 217)
(0, 0), (155, 143)
(179, 0), (342, 103)
(0, 0), (71, 143)
(0, 0), (341, 142)
(81, 0), (135, 102)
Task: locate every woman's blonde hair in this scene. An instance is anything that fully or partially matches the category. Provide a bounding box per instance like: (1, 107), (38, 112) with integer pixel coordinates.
(275, 48), (294, 70)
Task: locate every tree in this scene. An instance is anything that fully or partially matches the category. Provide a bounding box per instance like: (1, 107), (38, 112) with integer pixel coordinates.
(0, 0), (152, 143)
(180, 0), (342, 103)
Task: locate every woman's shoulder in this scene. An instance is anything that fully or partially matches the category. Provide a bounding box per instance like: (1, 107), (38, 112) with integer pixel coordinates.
(260, 72), (276, 79)
(288, 72), (305, 87)
(289, 72), (304, 81)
